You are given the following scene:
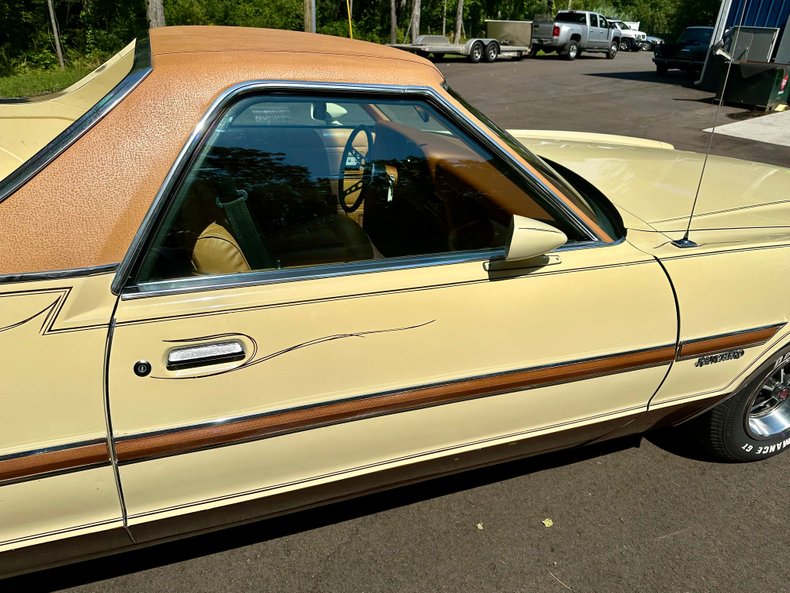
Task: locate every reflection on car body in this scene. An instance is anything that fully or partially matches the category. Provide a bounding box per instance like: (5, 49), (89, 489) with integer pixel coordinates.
(0, 26), (789, 577)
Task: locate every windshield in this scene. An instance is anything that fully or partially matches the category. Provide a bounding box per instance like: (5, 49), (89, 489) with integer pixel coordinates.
(0, 41), (136, 182)
(678, 28), (713, 44)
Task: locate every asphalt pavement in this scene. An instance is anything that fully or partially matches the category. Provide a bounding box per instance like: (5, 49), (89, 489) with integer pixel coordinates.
(9, 50), (790, 593)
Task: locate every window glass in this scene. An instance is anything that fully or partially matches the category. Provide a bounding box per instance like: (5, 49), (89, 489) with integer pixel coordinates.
(590, 14), (599, 28)
(135, 94), (585, 283)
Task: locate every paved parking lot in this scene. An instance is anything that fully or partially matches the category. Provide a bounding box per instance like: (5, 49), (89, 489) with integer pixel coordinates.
(441, 50), (790, 167)
(9, 49), (790, 593)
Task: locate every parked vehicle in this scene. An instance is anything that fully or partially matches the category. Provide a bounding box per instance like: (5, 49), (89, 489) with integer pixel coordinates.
(607, 18), (648, 51)
(643, 35), (665, 51)
(1, 26), (789, 577)
(390, 33), (530, 63)
(653, 26), (714, 74)
(532, 10), (621, 60)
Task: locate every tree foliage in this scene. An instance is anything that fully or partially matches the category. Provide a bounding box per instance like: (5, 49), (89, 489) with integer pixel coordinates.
(1, 0), (722, 76)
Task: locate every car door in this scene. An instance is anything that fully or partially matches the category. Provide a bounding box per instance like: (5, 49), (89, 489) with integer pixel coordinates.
(591, 15), (609, 49)
(107, 88), (677, 536)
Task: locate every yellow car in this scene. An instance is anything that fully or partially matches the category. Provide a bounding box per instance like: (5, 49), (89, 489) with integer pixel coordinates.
(1, 26), (788, 576)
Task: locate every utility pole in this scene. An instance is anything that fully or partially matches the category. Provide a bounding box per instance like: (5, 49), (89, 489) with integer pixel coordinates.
(46, 0), (65, 70)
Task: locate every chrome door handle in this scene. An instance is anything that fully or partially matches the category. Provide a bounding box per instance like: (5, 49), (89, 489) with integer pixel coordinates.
(166, 340), (246, 371)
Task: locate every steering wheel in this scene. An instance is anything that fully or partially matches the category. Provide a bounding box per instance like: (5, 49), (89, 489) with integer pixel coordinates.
(338, 125), (375, 213)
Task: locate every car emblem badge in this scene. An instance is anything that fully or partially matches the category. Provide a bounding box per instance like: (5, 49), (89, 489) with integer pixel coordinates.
(694, 349), (745, 368)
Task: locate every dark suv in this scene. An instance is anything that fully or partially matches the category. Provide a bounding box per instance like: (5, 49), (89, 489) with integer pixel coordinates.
(653, 26), (713, 74)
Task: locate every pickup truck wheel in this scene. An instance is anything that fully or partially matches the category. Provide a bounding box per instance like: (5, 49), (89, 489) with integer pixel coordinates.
(606, 41), (618, 59)
(529, 44), (541, 57)
(484, 42), (499, 62)
(469, 41), (484, 63)
(620, 39), (631, 51)
(564, 40), (579, 61)
(696, 347), (790, 462)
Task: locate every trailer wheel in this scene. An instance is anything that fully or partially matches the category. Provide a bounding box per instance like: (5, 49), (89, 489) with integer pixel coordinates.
(484, 42), (499, 62)
(469, 41), (484, 63)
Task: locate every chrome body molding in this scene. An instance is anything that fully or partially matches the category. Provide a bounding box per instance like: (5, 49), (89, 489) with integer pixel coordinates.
(113, 342), (676, 464)
(0, 438), (111, 486)
(111, 80), (601, 296)
(676, 323), (786, 361)
(0, 37), (152, 205)
(125, 403), (650, 520)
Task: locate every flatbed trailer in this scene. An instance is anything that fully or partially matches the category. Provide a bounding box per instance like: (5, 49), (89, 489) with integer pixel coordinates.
(390, 35), (530, 63)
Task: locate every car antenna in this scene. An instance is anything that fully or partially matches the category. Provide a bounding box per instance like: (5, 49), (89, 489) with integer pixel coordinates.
(672, 2), (749, 249)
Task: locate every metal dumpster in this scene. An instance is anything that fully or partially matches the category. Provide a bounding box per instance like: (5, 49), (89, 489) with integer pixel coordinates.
(716, 62), (790, 110)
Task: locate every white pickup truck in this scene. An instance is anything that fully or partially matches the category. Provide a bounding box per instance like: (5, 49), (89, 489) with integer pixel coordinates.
(532, 11), (621, 60)
(607, 18), (648, 51)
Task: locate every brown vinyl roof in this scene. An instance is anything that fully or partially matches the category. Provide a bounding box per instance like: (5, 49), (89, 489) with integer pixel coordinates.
(0, 27), (445, 276)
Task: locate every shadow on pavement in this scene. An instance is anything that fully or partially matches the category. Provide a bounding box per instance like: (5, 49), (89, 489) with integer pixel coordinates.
(644, 423), (723, 463)
(586, 70), (701, 87)
(5, 435), (644, 591)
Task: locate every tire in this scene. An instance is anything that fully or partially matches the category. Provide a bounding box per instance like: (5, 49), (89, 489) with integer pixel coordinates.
(606, 40), (618, 59)
(530, 44), (541, 57)
(698, 347), (790, 462)
(656, 63), (668, 75)
(484, 42), (499, 62)
(431, 52), (444, 60)
(620, 39), (631, 51)
(630, 41), (641, 52)
(469, 41), (484, 63)
(564, 40), (579, 61)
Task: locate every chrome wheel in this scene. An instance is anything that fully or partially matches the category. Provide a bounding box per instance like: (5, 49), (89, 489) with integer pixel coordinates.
(747, 362), (790, 438)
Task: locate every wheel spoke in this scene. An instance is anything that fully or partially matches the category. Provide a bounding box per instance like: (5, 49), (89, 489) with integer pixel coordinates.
(763, 377), (779, 391)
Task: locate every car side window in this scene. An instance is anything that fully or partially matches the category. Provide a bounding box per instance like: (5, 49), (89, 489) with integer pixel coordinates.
(134, 94), (584, 284)
(590, 14), (599, 28)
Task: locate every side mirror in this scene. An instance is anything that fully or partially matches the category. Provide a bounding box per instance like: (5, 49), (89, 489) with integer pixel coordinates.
(505, 215), (567, 262)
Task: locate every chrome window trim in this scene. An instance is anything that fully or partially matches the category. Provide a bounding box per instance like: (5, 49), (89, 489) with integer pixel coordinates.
(123, 249), (500, 300)
(0, 36), (152, 205)
(123, 239), (623, 301)
(0, 263), (117, 285)
(112, 80), (601, 296)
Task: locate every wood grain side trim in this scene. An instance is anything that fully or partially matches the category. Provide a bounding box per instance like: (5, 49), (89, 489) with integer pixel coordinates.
(0, 441), (110, 483)
(115, 344), (677, 464)
(677, 323), (785, 361)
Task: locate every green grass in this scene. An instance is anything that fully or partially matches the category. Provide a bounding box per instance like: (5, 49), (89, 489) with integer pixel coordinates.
(0, 64), (95, 98)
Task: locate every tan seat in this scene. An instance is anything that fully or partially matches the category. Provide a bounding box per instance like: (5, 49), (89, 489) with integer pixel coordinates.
(192, 222), (251, 275)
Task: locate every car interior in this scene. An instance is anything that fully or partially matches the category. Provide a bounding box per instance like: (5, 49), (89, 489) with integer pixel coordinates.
(136, 95), (572, 284)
